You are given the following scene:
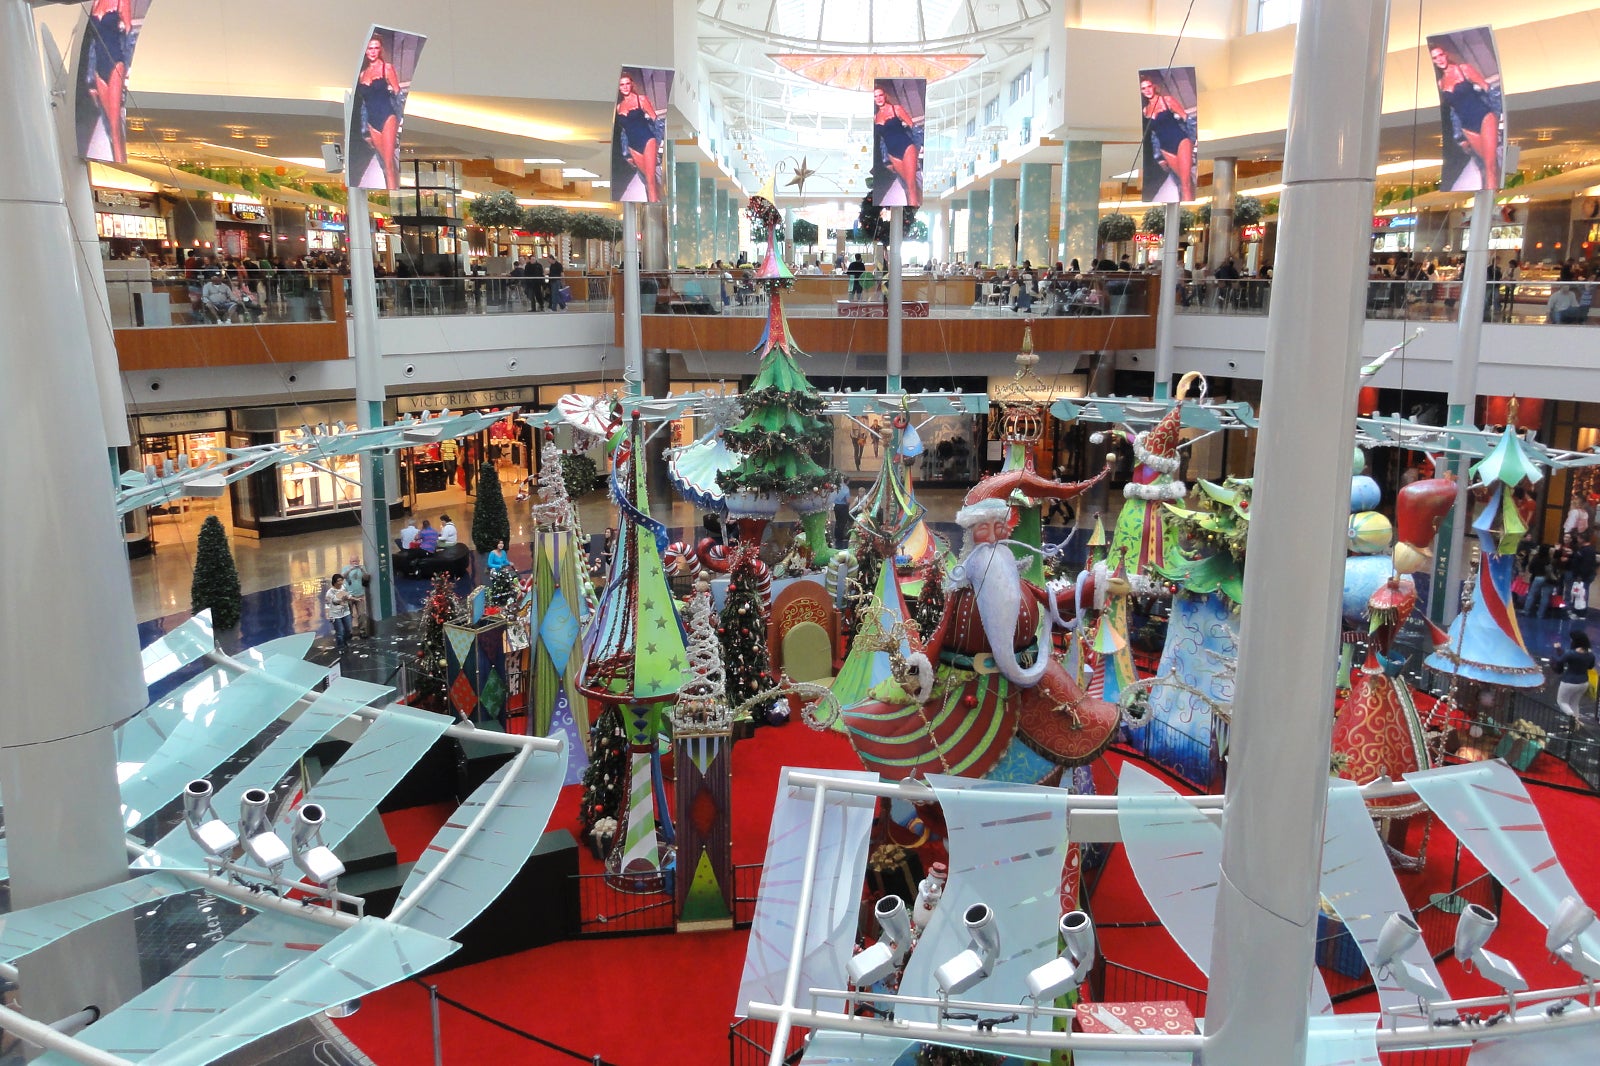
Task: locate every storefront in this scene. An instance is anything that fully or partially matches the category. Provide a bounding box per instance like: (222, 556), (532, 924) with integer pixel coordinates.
(227, 401), (401, 537)
(93, 188), (170, 257)
(130, 409), (230, 553)
(395, 387), (538, 502)
(214, 196), (270, 259)
(307, 207), (348, 252)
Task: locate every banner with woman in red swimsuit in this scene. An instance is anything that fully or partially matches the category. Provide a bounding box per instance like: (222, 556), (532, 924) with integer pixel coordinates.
(345, 26), (427, 193)
(1427, 26), (1505, 193)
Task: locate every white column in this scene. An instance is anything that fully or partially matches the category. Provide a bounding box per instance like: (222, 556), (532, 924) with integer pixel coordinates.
(1203, 2), (1391, 1064)
(347, 189), (393, 621)
(887, 206), (903, 392)
(0, 0), (142, 1022)
(1431, 189), (1493, 622)
(1209, 157), (1237, 270)
(1153, 201), (1181, 398)
(623, 200), (643, 397)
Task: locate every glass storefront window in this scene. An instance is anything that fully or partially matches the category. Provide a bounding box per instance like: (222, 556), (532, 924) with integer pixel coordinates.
(276, 430), (362, 514)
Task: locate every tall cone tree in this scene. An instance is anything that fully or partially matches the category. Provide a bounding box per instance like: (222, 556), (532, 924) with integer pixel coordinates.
(471, 461), (511, 552)
(190, 515), (242, 629)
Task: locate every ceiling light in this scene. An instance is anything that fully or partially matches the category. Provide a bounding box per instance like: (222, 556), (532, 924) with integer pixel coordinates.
(254, 136), (271, 149)
(934, 903), (1000, 997)
(127, 117), (146, 133)
(159, 128), (179, 142)
(1454, 904), (1526, 995)
(1026, 911), (1096, 1003)
(562, 168), (600, 179)
(320, 132), (339, 145)
(1372, 912), (1443, 1005)
(1375, 159), (1444, 176)
(522, 157), (564, 165)
(225, 126), (248, 140)
(847, 896), (912, 987)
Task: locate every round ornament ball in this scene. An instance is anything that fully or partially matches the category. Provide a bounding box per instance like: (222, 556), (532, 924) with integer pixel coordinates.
(1352, 447), (1367, 476)
(1348, 511), (1394, 555)
(1350, 475), (1382, 514)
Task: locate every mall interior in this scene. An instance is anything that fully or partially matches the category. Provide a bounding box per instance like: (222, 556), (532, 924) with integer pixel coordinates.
(11, 0), (1600, 1064)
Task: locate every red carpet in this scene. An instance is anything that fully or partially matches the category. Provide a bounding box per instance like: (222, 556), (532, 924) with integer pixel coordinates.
(345, 729), (1600, 1065)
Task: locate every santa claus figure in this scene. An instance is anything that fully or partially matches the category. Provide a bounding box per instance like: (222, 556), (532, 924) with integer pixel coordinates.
(843, 469), (1119, 783)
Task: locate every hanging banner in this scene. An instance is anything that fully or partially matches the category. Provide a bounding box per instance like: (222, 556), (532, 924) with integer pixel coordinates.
(1427, 26), (1506, 192)
(870, 77), (925, 208)
(74, 0), (155, 163)
(1138, 66), (1198, 203)
(345, 26), (428, 192)
(610, 66), (673, 203)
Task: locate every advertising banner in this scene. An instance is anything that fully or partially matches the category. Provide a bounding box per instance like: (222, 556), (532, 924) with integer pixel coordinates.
(870, 77), (926, 208)
(611, 66), (673, 203)
(74, 0), (155, 162)
(346, 26), (428, 192)
(1427, 26), (1506, 192)
(1138, 66), (1198, 203)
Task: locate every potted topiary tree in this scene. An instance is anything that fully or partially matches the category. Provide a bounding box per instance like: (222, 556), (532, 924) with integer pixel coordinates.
(467, 190), (523, 258)
(1141, 205), (1197, 236)
(1097, 211), (1137, 263)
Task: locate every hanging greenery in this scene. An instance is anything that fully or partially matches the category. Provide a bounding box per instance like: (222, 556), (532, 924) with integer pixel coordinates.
(1098, 212), (1137, 244)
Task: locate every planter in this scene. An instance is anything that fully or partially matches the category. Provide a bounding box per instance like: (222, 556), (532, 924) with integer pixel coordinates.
(724, 490), (781, 519)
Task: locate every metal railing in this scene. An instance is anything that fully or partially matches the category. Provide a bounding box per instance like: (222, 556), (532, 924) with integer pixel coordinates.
(729, 1017), (807, 1066)
(106, 268), (342, 328)
(635, 269), (1152, 319)
(734, 862), (763, 929)
(1175, 276), (1600, 326)
(570, 870), (675, 937)
(410, 979), (621, 1065)
(374, 274), (614, 317)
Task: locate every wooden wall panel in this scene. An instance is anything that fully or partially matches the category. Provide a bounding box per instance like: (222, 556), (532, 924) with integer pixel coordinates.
(635, 310), (1155, 355)
(116, 288), (349, 371)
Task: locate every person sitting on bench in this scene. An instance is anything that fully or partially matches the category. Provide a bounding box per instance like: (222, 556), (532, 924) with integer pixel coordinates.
(417, 519), (439, 553)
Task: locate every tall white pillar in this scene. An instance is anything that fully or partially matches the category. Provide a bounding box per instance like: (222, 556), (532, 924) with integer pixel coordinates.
(0, 0), (143, 1023)
(1153, 201), (1181, 398)
(1209, 157), (1237, 270)
(887, 206), (903, 392)
(1431, 189), (1493, 622)
(348, 189), (394, 620)
(1204, 3), (1391, 1064)
(623, 200), (643, 397)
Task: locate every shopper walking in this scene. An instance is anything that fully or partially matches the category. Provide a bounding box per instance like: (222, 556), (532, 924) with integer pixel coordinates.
(341, 558), (368, 637)
(440, 438), (459, 485)
(324, 573), (353, 651)
(1552, 630), (1596, 730)
(548, 256), (566, 311)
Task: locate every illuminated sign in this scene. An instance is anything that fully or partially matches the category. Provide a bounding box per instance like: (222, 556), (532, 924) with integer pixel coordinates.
(229, 202), (269, 222)
(1240, 224), (1265, 242)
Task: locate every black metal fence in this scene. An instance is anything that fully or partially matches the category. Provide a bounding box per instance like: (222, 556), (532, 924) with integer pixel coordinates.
(728, 1017), (806, 1066)
(570, 871), (675, 937)
(734, 863), (763, 929)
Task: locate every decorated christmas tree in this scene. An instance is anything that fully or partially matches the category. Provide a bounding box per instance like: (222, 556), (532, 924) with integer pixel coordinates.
(532, 434), (577, 530)
(720, 544), (774, 719)
(415, 574), (464, 705)
(716, 190), (837, 548)
(471, 461), (510, 552)
(913, 561), (945, 643)
(579, 705), (627, 838)
(486, 563), (521, 611)
(190, 515), (242, 629)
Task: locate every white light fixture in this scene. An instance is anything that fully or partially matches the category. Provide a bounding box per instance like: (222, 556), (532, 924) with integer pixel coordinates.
(1546, 896), (1600, 978)
(238, 788), (291, 875)
(291, 803), (345, 886)
(934, 903), (1001, 996)
(183, 779), (239, 857)
(847, 895), (913, 988)
(1025, 910), (1096, 1003)
(1454, 904), (1527, 995)
(523, 158), (564, 165)
(1372, 912), (1443, 1004)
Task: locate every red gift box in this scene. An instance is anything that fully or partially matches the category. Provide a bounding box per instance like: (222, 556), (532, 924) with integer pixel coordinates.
(1075, 1001), (1198, 1036)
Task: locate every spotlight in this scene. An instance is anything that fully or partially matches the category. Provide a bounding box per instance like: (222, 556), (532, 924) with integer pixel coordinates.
(1454, 905), (1527, 994)
(291, 804), (346, 887)
(238, 788), (291, 875)
(935, 903), (1001, 997)
(182, 779), (238, 857)
(1024, 910), (1097, 1003)
(1546, 896), (1600, 979)
(1372, 912), (1443, 1004)
(847, 895), (913, 987)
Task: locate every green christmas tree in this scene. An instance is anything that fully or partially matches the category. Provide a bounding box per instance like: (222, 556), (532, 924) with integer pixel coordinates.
(190, 515), (242, 629)
(415, 574), (464, 706)
(913, 562), (945, 643)
(471, 461), (510, 553)
(579, 705), (627, 837)
(487, 564), (521, 611)
(720, 547), (774, 720)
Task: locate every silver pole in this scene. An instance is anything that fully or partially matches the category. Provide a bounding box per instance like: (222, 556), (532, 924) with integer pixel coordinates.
(1432, 188), (1494, 623)
(429, 983), (444, 1066)
(1152, 200), (1181, 398)
(766, 783), (830, 1066)
(1203, 1), (1391, 1063)
(347, 187), (393, 622)
(887, 206), (904, 392)
(622, 200), (643, 398)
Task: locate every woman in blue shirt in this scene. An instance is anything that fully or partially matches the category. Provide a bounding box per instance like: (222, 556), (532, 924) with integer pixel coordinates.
(1553, 630), (1595, 729)
(487, 539), (509, 571)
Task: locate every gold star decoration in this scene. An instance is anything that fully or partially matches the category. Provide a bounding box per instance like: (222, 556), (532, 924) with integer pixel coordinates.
(785, 157), (816, 197)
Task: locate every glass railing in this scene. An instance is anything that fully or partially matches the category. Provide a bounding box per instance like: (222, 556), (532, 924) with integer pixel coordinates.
(1175, 276), (1600, 326)
(634, 270), (1151, 318)
(105, 268), (343, 328)
(373, 273), (614, 317)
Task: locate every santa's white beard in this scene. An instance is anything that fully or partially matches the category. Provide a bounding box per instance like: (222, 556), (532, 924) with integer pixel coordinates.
(953, 541), (1050, 687)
